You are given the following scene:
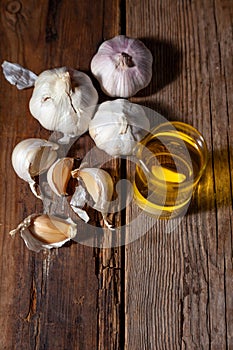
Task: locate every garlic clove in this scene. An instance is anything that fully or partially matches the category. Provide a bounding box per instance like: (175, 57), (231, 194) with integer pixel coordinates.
(12, 138), (59, 181)
(2, 61), (38, 90)
(89, 99), (150, 157)
(31, 214), (74, 243)
(11, 138), (59, 199)
(10, 214), (77, 252)
(91, 35), (153, 97)
(47, 157), (74, 196)
(78, 169), (101, 205)
(29, 67), (98, 144)
(72, 167), (114, 229)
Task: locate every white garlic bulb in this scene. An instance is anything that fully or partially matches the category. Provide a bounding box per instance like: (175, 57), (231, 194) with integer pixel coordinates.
(9, 214), (77, 252)
(29, 67), (98, 143)
(89, 99), (150, 157)
(71, 167), (114, 229)
(11, 138), (59, 198)
(91, 35), (153, 97)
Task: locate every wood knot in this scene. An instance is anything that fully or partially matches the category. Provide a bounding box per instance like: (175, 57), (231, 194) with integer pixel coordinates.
(6, 0), (21, 14)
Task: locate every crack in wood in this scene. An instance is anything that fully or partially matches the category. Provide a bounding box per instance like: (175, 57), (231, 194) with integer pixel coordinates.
(25, 278), (37, 322)
(34, 315), (41, 350)
(94, 245), (123, 349)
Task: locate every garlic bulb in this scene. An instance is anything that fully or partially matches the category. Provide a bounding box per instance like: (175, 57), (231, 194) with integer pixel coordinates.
(89, 99), (150, 157)
(29, 67), (98, 143)
(10, 214), (77, 252)
(47, 157), (74, 196)
(71, 167), (114, 229)
(11, 138), (59, 198)
(91, 35), (153, 97)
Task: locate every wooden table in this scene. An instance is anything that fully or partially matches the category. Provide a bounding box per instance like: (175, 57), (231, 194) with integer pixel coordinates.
(0, 0), (232, 349)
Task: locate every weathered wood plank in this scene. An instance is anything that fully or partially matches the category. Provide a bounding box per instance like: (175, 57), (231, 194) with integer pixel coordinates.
(1, 0), (232, 349)
(92, 2), (124, 349)
(125, 0), (233, 349)
(0, 1), (122, 349)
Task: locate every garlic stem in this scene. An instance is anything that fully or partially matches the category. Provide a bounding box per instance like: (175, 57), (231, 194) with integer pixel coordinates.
(118, 52), (135, 68)
(55, 71), (72, 96)
(71, 168), (79, 178)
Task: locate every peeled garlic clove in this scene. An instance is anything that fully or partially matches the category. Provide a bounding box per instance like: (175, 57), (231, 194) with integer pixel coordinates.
(29, 67), (98, 143)
(9, 214), (77, 252)
(2, 61), (38, 90)
(47, 157), (74, 196)
(78, 169), (102, 205)
(72, 167), (114, 229)
(11, 138), (59, 198)
(91, 35), (153, 97)
(89, 99), (150, 157)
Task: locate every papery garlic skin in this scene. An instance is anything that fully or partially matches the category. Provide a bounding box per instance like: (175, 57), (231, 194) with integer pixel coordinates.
(2, 61), (38, 90)
(29, 67), (98, 143)
(70, 185), (90, 223)
(10, 214), (77, 252)
(11, 138), (59, 198)
(91, 35), (153, 97)
(89, 99), (150, 157)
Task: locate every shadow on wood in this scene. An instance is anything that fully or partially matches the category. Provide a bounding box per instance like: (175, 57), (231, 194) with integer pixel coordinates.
(135, 38), (183, 97)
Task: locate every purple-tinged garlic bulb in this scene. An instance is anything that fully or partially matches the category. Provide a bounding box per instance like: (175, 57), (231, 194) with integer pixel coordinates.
(90, 35), (153, 97)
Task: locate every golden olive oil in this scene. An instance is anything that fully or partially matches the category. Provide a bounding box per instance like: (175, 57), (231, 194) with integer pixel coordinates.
(133, 122), (208, 219)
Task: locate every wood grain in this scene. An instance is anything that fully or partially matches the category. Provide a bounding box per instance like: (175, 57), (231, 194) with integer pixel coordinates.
(125, 0), (233, 349)
(0, 0), (232, 349)
(0, 1), (122, 349)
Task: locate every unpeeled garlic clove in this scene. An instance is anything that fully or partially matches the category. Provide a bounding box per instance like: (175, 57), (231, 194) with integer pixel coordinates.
(71, 167), (114, 229)
(47, 157), (74, 196)
(9, 214), (77, 252)
(11, 138), (59, 199)
(91, 35), (153, 97)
